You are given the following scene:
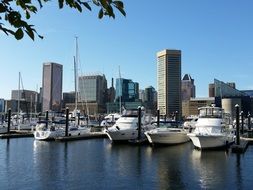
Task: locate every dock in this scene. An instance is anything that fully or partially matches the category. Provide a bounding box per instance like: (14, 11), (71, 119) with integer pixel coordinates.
(55, 132), (107, 141)
(0, 130), (34, 139)
(231, 138), (249, 153)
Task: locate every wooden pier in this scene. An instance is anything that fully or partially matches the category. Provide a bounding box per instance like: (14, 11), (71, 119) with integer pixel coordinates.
(0, 130), (34, 139)
(55, 132), (107, 142)
(231, 139), (248, 153)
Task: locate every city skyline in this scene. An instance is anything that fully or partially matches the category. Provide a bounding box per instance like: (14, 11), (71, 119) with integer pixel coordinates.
(1, 0), (253, 99)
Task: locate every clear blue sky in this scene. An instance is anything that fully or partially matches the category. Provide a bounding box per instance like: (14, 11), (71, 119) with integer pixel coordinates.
(1, 0), (253, 99)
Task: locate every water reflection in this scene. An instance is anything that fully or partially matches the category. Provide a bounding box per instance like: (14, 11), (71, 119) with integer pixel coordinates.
(235, 153), (242, 190)
(33, 140), (65, 189)
(1, 138), (253, 189)
(149, 143), (192, 190)
(191, 149), (230, 189)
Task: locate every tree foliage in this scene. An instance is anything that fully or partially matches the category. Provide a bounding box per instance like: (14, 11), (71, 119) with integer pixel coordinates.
(0, 0), (126, 40)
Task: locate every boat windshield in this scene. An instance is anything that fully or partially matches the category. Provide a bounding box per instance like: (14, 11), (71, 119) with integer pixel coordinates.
(199, 107), (223, 118)
(122, 110), (139, 117)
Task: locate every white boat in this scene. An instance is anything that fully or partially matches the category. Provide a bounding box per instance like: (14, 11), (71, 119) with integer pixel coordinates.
(183, 116), (198, 131)
(0, 123), (8, 134)
(34, 121), (65, 140)
(100, 113), (121, 128)
(145, 121), (190, 145)
(105, 108), (154, 142)
(187, 106), (235, 149)
(34, 120), (91, 140)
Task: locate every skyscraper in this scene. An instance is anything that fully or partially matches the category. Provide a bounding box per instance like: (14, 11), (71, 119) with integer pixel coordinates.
(42, 62), (63, 112)
(157, 49), (182, 117)
(181, 74), (196, 101)
(115, 78), (139, 103)
(78, 74), (107, 105)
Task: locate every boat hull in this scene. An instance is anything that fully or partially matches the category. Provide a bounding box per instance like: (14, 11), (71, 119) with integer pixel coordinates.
(34, 130), (64, 140)
(188, 133), (234, 149)
(106, 128), (139, 142)
(145, 130), (190, 145)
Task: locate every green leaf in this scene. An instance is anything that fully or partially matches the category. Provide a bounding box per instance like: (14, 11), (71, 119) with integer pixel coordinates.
(113, 1), (124, 8)
(15, 28), (24, 40)
(75, 2), (82, 12)
(100, 0), (108, 9)
(25, 10), (30, 19)
(92, 0), (100, 6)
(59, 0), (64, 9)
(25, 27), (35, 40)
(106, 5), (115, 18)
(0, 4), (7, 13)
(98, 8), (103, 19)
(82, 2), (91, 11)
(115, 5), (126, 16)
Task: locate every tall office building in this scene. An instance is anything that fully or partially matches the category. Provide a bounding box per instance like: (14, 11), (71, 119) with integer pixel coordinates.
(115, 78), (139, 103)
(181, 74), (195, 101)
(78, 74), (107, 105)
(42, 62), (63, 112)
(157, 49), (182, 117)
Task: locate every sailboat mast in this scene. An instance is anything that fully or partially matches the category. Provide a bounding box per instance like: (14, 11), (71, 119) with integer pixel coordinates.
(74, 37), (78, 111)
(18, 72), (20, 115)
(119, 66), (122, 115)
(74, 56), (78, 110)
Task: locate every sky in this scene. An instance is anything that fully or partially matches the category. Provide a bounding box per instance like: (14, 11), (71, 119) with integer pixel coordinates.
(1, 0), (253, 99)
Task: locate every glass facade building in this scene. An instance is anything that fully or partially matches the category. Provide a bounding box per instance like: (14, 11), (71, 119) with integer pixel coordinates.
(115, 78), (139, 103)
(78, 74), (107, 105)
(0, 99), (4, 112)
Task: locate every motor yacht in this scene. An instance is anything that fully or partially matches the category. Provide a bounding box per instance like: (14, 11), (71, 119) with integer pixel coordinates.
(187, 106), (235, 149)
(34, 120), (91, 140)
(145, 121), (190, 145)
(105, 108), (154, 142)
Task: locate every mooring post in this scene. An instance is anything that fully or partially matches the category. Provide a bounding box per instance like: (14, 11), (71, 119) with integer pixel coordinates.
(86, 117), (89, 128)
(77, 112), (80, 126)
(175, 111), (178, 127)
(248, 112), (251, 130)
(137, 107), (141, 141)
(235, 104), (240, 145)
(45, 110), (49, 129)
(7, 109), (11, 134)
(157, 109), (160, 127)
(241, 111), (244, 134)
(65, 108), (69, 137)
(1, 114), (4, 124)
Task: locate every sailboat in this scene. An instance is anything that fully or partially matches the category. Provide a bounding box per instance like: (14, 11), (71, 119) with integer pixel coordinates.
(68, 37), (91, 135)
(15, 72), (34, 131)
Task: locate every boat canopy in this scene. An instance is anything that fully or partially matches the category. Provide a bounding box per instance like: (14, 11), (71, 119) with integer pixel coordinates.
(198, 107), (223, 119)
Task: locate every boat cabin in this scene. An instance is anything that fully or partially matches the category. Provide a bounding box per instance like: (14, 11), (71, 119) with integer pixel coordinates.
(198, 107), (223, 119)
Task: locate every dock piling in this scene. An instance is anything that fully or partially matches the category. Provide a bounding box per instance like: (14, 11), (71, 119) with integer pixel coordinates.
(7, 109), (11, 134)
(235, 104), (240, 145)
(241, 111), (244, 134)
(138, 107), (141, 141)
(157, 109), (160, 127)
(65, 108), (69, 137)
(248, 113), (251, 130)
(45, 110), (49, 129)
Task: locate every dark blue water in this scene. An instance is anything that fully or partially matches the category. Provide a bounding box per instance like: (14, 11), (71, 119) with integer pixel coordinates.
(0, 138), (252, 190)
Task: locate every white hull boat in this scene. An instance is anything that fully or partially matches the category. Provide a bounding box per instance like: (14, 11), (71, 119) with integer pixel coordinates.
(187, 133), (234, 149)
(105, 108), (154, 142)
(34, 122), (65, 140)
(145, 127), (190, 145)
(34, 122), (91, 140)
(0, 124), (8, 134)
(187, 106), (235, 149)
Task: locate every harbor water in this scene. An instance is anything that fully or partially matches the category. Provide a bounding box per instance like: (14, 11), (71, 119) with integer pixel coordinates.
(0, 138), (253, 190)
